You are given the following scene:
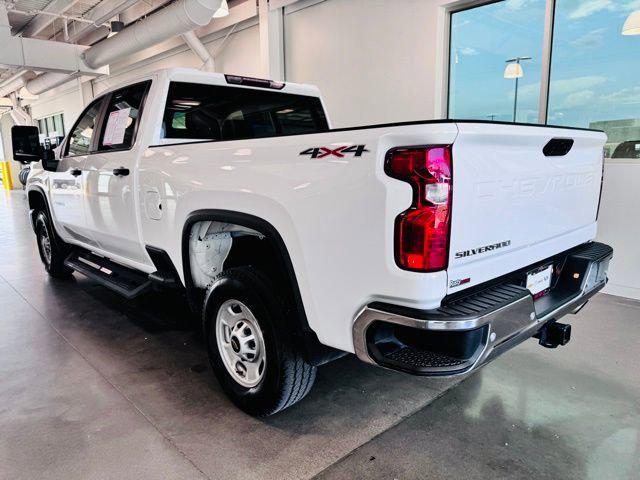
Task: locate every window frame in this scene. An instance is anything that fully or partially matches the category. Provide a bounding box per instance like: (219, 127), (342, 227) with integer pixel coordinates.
(444, 0), (556, 125)
(95, 79), (152, 154)
(62, 96), (108, 158)
(62, 80), (152, 158)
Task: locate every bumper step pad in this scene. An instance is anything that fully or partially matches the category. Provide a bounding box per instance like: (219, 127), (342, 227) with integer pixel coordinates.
(386, 347), (467, 369)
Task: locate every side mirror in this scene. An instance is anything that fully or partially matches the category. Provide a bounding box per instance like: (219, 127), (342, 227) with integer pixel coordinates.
(11, 125), (59, 171)
(11, 126), (41, 164)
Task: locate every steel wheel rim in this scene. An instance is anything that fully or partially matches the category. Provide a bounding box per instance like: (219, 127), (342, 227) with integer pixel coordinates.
(215, 299), (266, 388)
(39, 225), (52, 266)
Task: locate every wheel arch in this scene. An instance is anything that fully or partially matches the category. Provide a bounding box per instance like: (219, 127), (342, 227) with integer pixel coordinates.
(182, 209), (342, 366)
(26, 186), (63, 246)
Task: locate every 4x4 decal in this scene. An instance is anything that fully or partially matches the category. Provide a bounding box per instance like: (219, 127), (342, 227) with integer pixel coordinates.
(300, 145), (369, 159)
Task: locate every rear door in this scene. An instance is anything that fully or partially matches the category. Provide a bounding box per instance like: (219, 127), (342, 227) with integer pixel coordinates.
(83, 80), (151, 266)
(447, 122), (606, 293)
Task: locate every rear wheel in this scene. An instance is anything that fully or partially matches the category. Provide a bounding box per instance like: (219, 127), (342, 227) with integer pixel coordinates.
(35, 210), (73, 278)
(203, 266), (316, 416)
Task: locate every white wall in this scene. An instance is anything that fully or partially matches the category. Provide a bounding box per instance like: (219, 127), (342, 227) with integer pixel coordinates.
(27, 85), (85, 134)
(597, 160), (640, 300)
(284, 0), (452, 128)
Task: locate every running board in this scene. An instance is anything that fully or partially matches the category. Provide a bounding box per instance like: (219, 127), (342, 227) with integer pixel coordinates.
(64, 250), (152, 299)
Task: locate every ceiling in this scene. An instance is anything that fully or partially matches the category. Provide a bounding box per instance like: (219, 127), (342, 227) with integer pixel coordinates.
(1, 0), (110, 87)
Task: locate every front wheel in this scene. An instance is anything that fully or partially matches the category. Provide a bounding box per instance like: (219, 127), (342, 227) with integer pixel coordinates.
(203, 267), (316, 416)
(34, 210), (73, 278)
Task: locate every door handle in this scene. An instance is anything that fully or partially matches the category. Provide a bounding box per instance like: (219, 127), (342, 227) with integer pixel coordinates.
(113, 167), (130, 177)
(70, 168), (82, 177)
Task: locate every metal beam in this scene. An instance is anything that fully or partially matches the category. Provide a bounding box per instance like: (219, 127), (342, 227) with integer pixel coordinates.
(67, 0), (140, 43)
(19, 0), (84, 38)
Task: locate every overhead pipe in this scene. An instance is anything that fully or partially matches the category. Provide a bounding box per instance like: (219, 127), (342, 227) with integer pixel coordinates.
(81, 0), (223, 69)
(26, 72), (78, 95)
(7, 94), (32, 125)
(182, 31), (215, 72)
(19, 0), (222, 98)
(0, 71), (37, 98)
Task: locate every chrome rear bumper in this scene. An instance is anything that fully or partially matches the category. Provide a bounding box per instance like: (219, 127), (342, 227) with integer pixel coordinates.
(353, 242), (613, 376)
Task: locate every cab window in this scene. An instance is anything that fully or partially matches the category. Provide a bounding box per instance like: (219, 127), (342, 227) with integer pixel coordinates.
(97, 81), (150, 151)
(66, 98), (104, 156)
(161, 82), (329, 141)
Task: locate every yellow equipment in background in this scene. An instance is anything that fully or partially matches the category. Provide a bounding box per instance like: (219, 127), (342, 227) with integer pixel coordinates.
(1, 161), (13, 190)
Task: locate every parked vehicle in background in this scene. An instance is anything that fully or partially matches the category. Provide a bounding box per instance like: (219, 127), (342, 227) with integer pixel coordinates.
(12, 68), (613, 416)
(611, 140), (640, 159)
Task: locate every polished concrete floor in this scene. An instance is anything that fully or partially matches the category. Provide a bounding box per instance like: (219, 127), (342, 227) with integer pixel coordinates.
(0, 190), (638, 480)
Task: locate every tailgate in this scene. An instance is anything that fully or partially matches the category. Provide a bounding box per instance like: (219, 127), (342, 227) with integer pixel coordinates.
(447, 122), (606, 294)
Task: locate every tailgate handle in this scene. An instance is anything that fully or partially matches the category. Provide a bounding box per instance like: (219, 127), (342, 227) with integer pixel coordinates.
(543, 138), (574, 157)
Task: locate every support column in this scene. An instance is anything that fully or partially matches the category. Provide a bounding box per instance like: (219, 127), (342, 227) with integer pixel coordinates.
(538, 0), (556, 124)
(258, 0), (285, 80)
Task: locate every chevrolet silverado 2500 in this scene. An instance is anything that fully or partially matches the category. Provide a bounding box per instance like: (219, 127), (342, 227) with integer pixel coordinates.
(11, 68), (613, 416)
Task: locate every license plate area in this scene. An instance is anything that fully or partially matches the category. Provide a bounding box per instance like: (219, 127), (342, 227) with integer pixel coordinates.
(526, 264), (554, 299)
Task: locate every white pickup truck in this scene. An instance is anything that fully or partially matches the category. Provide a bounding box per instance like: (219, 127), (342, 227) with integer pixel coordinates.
(12, 68), (613, 416)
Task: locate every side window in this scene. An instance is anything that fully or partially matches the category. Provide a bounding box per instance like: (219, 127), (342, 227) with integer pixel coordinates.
(66, 99), (103, 156)
(98, 81), (150, 151)
(161, 82), (329, 141)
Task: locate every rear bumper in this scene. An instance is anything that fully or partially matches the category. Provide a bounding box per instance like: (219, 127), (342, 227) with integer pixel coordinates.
(353, 241), (613, 376)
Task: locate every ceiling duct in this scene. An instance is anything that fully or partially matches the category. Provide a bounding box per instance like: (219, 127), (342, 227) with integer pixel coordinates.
(0, 72), (36, 98)
(26, 72), (79, 95)
(81, 0), (223, 69)
(6, 0), (221, 98)
(182, 31), (215, 72)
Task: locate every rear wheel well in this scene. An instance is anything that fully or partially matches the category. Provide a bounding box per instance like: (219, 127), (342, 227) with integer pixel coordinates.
(182, 211), (343, 366)
(185, 219), (292, 311)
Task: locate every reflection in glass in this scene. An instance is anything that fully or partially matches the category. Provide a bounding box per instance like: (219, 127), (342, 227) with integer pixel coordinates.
(448, 0), (545, 123)
(549, 1), (640, 157)
(68, 101), (102, 156)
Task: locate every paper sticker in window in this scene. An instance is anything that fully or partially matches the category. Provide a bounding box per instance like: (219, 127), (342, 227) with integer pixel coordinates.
(103, 107), (131, 146)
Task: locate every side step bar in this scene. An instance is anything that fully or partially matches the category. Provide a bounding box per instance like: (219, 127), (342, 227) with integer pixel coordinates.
(64, 250), (152, 299)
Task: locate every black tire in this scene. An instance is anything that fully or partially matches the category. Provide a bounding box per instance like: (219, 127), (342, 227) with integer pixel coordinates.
(34, 210), (73, 278)
(203, 266), (316, 416)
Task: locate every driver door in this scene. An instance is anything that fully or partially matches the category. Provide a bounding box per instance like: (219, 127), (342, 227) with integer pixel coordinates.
(50, 97), (105, 248)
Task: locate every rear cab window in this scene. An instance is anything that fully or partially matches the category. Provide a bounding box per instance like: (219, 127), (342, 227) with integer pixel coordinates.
(161, 82), (329, 142)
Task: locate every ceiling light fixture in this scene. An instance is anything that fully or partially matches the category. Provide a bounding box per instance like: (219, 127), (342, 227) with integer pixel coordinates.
(504, 56), (531, 123)
(503, 62), (524, 79)
(622, 10), (640, 35)
(213, 0), (229, 18)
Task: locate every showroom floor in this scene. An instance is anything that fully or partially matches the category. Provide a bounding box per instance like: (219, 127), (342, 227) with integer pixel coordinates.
(0, 190), (638, 480)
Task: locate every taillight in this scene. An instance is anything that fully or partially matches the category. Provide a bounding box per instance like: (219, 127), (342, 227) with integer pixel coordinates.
(385, 146), (452, 272)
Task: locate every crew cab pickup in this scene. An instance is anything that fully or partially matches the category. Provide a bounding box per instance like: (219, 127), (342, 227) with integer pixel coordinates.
(12, 68), (613, 416)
